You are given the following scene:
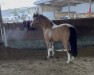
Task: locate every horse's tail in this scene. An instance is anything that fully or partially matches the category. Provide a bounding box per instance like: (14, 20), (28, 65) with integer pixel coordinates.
(69, 26), (77, 57)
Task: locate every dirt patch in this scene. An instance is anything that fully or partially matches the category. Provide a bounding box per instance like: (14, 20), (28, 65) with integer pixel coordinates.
(0, 45), (94, 75)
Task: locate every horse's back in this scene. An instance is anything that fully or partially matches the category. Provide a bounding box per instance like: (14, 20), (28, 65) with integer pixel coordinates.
(51, 25), (70, 41)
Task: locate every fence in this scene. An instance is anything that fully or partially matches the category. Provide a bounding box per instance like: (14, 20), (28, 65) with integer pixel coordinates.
(1, 18), (94, 49)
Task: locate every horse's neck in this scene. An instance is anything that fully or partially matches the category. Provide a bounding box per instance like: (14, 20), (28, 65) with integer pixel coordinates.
(42, 27), (51, 33)
(41, 21), (52, 29)
(42, 22), (58, 31)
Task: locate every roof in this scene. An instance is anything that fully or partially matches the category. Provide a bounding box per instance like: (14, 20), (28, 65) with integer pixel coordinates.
(34, 0), (89, 6)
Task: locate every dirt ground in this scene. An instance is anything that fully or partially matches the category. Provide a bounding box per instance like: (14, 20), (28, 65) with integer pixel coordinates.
(0, 45), (94, 75)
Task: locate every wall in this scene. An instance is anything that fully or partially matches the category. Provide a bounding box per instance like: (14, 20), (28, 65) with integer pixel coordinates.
(1, 18), (94, 49)
(62, 3), (94, 13)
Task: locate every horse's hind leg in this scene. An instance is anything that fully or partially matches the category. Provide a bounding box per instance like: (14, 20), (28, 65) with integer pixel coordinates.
(63, 42), (71, 63)
(66, 51), (71, 63)
(69, 44), (75, 61)
(71, 56), (75, 61)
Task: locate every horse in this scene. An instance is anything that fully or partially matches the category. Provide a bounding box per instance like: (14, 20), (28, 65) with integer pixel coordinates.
(30, 13), (77, 63)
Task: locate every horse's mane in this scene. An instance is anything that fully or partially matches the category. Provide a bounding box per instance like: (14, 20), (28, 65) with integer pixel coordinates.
(35, 14), (53, 28)
(39, 15), (53, 26)
(39, 15), (51, 22)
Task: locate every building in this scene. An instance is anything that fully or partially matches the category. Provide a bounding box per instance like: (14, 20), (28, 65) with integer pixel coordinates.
(34, 0), (94, 20)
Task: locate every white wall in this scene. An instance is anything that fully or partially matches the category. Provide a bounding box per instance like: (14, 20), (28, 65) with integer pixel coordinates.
(62, 3), (94, 13)
(43, 12), (54, 20)
(62, 6), (76, 12)
(76, 3), (90, 13)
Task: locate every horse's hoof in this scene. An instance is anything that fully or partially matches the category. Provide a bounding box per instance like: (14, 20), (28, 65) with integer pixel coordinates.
(71, 56), (75, 61)
(66, 61), (70, 64)
(47, 56), (50, 59)
(50, 56), (55, 58)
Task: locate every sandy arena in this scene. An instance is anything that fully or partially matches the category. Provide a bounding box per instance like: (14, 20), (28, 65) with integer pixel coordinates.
(0, 45), (94, 75)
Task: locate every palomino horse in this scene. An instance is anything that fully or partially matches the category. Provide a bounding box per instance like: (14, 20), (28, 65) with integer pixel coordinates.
(30, 13), (77, 63)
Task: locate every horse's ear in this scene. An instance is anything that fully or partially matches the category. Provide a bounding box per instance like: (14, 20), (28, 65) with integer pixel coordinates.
(34, 13), (36, 15)
(33, 12), (39, 18)
(33, 13), (35, 16)
(33, 13), (37, 18)
(36, 12), (39, 16)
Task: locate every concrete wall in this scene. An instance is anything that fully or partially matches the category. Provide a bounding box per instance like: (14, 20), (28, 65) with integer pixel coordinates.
(1, 18), (94, 49)
(62, 3), (94, 13)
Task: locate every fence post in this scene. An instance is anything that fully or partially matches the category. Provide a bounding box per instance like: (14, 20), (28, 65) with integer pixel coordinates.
(0, 5), (8, 47)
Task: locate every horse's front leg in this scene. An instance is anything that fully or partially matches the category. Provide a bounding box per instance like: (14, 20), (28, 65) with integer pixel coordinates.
(46, 41), (51, 58)
(51, 42), (55, 57)
(47, 47), (52, 58)
(46, 42), (54, 58)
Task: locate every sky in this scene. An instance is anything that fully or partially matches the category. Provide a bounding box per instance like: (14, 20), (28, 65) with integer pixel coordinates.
(0, 0), (36, 10)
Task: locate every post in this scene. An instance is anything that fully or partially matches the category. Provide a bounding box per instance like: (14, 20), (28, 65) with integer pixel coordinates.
(68, 0), (70, 18)
(0, 5), (8, 47)
(41, 5), (43, 14)
(0, 5), (3, 43)
(89, 0), (91, 17)
(52, 0), (55, 19)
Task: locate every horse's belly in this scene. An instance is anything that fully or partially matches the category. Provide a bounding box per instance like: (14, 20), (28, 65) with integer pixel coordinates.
(52, 30), (66, 41)
(52, 34), (61, 41)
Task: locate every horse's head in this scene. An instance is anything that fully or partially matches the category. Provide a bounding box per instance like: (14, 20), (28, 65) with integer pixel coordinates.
(30, 13), (53, 29)
(30, 13), (40, 27)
